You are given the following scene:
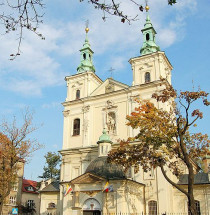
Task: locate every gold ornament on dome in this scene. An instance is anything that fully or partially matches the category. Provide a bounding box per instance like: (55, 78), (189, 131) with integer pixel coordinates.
(145, 5), (149, 12)
(85, 19), (89, 33)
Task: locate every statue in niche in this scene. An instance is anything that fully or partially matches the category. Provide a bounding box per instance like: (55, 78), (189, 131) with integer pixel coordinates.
(106, 112), (116, 134)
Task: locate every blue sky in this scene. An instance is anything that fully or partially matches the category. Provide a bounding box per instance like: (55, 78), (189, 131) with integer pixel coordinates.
(0, 0), (209, 180)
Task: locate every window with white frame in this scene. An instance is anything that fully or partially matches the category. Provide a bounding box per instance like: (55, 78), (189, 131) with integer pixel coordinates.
(188, 200), (201, 215)
(9, 196), (16, 205)
(13, 184), (18, 191)
(148, 200), (157, 215)
(76, 89), (80, 100)
(27, 200), (34, 209)
(145, 72), (151, 83)
(73, 118), (80, 136)
(26, 186), (34, 192)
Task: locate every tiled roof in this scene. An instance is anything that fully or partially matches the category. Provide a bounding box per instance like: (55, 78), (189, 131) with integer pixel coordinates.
(40, 181), (60, 192)
(22, 179), (39, 194)
(178, 173), (210, 185)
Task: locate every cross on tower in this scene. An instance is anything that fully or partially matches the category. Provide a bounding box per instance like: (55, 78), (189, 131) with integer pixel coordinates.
(85, 20), (89, 29)
(108, 67), (115, 78)
(85, 20), (89, 34)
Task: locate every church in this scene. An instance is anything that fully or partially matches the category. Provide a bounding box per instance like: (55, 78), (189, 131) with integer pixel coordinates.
(40, 8), (210, 215)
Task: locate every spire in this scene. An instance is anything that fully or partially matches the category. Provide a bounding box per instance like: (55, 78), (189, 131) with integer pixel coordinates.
(140, 4), (160, 56)
(77, 24), (96, 74)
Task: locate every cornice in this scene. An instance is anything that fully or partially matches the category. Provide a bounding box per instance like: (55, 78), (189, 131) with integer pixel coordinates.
(129, 51), (173, 71)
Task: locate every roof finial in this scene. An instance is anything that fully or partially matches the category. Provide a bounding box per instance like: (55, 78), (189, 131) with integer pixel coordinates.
(145, 0), (150, 12)
(85, 19), (89, 34)
(108, 67), (115, 79)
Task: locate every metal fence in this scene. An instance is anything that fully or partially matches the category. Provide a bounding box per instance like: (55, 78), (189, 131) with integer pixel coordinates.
(101, 213), (209, 215)
(2, 213), (209, 215)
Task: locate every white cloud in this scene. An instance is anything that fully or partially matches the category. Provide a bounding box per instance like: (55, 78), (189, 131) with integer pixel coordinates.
(42, 102), (61, 109)
(158, 29), (177, 48)
(0, 24), (65, 97)
(110, 56), (127, 71)
(0, 0), (199, 97)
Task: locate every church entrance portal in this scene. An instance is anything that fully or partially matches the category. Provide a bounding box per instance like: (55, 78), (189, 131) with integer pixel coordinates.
(83, 210), (101, 215)
(83, 198), (101, 215)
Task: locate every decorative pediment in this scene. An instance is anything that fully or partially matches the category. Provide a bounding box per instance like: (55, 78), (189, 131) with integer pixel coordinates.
(91, 78), (128, 97)
(71, 173), (105, 184)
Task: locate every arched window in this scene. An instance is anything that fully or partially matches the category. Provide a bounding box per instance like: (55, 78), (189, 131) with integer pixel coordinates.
(73, 119), (80, 136)
(48, 202), (55, 208)
(148, 200), (157, 215)
(76, 89), (80, 99)
(145, 72), (151, 83)
(146, 33), (150, 41)
(188, 200), (201, 215)
(83, 53), (86, 60)
(89, 54), (91, 60)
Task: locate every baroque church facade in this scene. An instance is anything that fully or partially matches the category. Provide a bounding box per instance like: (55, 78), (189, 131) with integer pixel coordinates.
(54, 12), (210, 215)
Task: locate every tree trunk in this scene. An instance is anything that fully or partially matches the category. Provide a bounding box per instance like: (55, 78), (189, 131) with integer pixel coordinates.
(179, 134), (197, 215)
(188, 167), (197, 215)
(0, 197), (3, 215)
(188, 194), (197, 215)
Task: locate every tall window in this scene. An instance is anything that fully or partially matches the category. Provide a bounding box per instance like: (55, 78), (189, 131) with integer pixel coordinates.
(76, 89), (80, 99)
(146, 33), (150, 41)
(73, 119), (80, 136)
(27, 200), (34, 209)
(9, 196), (16, 205)
(188, 200), (201, 215)
(145, 72), (151, 83)
(148, 200), (157, 215)
(83, 53), (86, 60)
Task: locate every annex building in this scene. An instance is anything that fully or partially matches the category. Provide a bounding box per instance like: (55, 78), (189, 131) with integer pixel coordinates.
(40, 10), (210, 215)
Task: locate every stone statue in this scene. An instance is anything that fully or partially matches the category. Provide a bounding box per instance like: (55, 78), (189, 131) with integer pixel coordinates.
(106, 112), (116, 134)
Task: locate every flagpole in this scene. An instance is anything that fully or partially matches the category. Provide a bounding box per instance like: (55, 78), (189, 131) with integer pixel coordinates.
(106, 191), (108, 214)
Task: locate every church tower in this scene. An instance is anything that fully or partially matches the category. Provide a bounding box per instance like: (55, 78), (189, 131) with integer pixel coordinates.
(129, 6), (172, 86)
(140, 14), (160, 55)
(77, 27), (96, 74)
(64, 27), (102, 102)
(62, 27), (103, 150)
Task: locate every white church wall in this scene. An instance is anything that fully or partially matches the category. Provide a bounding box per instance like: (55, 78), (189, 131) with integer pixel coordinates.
(173, 186), (210, 214)
(40, 192), (60, 215)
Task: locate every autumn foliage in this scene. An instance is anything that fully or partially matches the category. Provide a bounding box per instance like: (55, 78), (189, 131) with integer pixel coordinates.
(0, 111), (41, 212)
(108, 80), (209, 215)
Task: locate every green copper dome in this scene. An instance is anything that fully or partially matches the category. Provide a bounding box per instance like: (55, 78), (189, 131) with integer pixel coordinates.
(140, 14), (160, 56)
(77, 29), (96, 74)
(97, 129), (112, 144)
(85, 156), (126, 179)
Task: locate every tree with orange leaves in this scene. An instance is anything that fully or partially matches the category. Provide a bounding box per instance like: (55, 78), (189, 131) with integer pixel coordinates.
(108, 80), (210, 215)
(0, 111), (41, 213)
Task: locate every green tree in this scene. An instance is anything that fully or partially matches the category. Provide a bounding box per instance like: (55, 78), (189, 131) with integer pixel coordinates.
(0, 111), (41, 214)
(39, 152), (61, 180)
(108, 80), (210, 215)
